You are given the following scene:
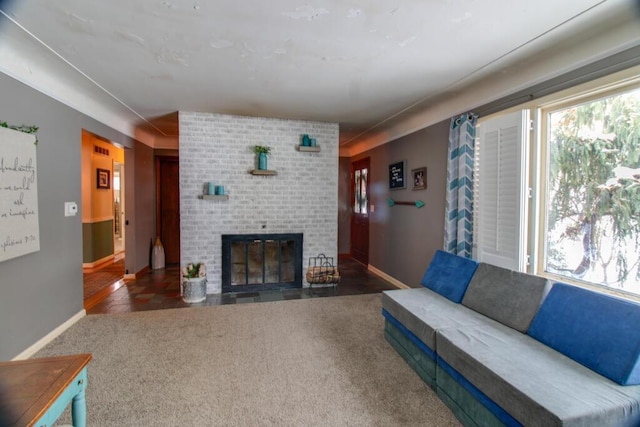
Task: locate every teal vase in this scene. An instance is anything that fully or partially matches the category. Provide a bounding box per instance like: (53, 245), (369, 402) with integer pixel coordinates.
(258, 152), (268, 170)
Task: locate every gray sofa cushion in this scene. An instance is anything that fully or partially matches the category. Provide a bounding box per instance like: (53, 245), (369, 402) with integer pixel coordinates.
(437, 324), (640, 427)
(381, 288), (488, 351)
(461, 263), (551, 332)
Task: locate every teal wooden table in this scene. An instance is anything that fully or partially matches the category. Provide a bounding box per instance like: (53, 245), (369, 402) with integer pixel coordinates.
(0, 353), (92, 426)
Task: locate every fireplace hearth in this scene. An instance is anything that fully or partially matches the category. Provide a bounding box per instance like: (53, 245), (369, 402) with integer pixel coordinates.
(221, 233), (303, 293)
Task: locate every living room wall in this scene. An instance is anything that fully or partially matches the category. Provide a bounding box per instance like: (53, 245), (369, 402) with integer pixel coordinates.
(0, 73), (152, 360)
(342, 119), (450, 287)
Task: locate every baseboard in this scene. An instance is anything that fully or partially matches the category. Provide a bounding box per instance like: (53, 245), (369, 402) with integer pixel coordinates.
(12, 309), (86, 360)
(124, 264), (149, 280)
(367, 265), (411, 289)
(82, 254), (114, 269)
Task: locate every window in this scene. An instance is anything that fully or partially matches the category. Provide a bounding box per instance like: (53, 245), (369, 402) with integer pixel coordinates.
(353, 167), (368, 214)
(541, 87), (640, 294)
(476, 69), (640, 298)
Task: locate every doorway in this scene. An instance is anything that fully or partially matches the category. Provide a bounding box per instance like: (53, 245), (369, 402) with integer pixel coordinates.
(350, 157), (370, 265)
(156, 156), (180, 265)
(81, 131), (127, 309)
(113, 161), (125, 255)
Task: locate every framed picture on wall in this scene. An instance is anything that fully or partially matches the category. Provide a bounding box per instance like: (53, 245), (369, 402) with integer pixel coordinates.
(388, 160), (406, 190)
(412, 167), (427, 190)
(97, 168), (110, 189)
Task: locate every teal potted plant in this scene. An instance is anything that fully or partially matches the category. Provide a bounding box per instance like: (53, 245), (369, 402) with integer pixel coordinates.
(253, 145), (271, 170)
(181, 262), (207, 303)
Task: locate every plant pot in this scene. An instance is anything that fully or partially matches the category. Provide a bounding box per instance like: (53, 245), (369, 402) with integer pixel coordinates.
(181, 277), (207, 303)
(258, 152), (268, 170)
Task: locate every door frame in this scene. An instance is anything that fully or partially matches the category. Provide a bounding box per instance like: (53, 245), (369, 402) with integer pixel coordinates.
(112, 160), (125, 255)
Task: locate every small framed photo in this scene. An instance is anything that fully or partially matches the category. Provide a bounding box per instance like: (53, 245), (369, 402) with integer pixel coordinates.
(412, 167), (427, 190)
(97, 168), (111, 189)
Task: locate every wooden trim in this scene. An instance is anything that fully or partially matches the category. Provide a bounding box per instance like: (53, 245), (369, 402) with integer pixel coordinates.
(82, 254), (114, 270)
(198, 194), (229, 201)
(367, 264), (411, 289)
(82, 216), (115, 224)
(84, 279), (126, 311)
(250, 169), (277, 175)
(155, 157), (162, 238)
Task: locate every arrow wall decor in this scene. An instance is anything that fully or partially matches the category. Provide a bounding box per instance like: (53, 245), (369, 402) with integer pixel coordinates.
(387, 198), (425, 208)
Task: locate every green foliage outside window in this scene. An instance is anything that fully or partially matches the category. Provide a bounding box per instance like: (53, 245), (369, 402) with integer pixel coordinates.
(547, 88), (640, 291)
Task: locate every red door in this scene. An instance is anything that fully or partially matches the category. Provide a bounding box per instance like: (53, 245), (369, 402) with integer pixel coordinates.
(350, 158), (370, 265)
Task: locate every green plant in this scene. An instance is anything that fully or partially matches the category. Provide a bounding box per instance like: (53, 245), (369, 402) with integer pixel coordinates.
(182, 262), (206, 279)
(253, 145), (271, 156)
(0, 121), (39, 145)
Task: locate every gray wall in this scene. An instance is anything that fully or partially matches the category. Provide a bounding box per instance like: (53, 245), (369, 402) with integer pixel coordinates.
(340, 119), (449, 287)
(0, 73), (154, 360)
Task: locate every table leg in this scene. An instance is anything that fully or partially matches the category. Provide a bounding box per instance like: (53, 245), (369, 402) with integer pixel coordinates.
(71, 388), (87, 427)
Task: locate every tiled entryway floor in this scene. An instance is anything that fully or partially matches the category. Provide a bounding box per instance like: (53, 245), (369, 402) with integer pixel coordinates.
(87, 257), (400, 315)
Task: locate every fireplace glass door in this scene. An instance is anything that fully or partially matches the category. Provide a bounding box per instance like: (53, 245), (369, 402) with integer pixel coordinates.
(222, 234), (303, 293)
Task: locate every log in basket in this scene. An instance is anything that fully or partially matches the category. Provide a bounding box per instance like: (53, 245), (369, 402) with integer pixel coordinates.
(306, 254), (340, 287)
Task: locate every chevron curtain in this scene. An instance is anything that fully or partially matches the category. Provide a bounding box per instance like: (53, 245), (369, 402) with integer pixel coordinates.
(443, 113), (477, 258)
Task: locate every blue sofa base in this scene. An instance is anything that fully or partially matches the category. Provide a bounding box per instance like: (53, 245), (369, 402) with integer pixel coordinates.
(436, 365), (506, 427)
(437, 357), (520, 427)
(383, 312), (514, 426)
(383, 316), (436, 388)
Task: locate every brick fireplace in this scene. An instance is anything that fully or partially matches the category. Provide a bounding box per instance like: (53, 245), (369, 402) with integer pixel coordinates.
(178, 112), (339, 293)
(221, 233), (303, 293)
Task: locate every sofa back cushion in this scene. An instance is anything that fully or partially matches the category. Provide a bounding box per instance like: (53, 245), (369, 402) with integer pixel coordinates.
(461, 263), (551, 332)
(420, 250), (478, 303)
(528, 282), (640, 385)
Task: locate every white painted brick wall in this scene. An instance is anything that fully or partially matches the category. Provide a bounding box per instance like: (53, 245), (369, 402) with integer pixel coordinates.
(179, 112), (339, 293)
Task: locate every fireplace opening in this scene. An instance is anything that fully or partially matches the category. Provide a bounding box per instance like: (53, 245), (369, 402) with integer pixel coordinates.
(221, 233), (303, 293)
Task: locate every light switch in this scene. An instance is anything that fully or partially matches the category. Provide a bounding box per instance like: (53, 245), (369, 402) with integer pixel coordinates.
(370, 204), (375, 213)
(65, 201), (78, 217)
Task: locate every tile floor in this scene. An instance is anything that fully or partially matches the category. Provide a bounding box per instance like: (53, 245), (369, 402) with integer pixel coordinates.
(87, 257), (400, 315)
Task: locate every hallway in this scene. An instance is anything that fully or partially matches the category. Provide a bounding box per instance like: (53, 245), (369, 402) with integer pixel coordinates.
(83, 256), (125, 311)
(86, 256), (400, 315)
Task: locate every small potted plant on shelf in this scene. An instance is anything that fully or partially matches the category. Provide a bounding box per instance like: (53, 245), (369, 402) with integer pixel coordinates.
(253, 145), (271, 170)
(181, 262), (207, 303)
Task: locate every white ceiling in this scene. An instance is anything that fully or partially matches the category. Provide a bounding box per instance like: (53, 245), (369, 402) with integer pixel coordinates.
(0, 0), (639, 152)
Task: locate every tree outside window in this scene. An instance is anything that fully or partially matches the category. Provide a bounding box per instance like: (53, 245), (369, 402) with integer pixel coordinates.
(545, 87), (640, 294)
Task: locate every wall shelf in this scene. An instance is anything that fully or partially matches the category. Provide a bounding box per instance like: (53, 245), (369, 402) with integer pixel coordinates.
(198, 194), (229, 201)
(297, 145), (320, 152)
(250, 170), (278, 176)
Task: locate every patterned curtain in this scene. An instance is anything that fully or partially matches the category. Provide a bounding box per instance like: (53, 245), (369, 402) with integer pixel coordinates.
(443, 113), (477, 258)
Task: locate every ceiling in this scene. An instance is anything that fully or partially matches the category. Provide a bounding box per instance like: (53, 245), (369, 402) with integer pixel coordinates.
(0, 0), (638, 153)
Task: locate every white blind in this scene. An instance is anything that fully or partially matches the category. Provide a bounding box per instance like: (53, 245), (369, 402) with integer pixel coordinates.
(476, 110), (529, 271)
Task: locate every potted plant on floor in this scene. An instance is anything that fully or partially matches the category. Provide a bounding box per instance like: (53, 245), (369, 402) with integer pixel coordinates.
(181, 262), (207, 303)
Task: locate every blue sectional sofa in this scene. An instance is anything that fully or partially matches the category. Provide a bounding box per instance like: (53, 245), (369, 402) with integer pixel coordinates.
(382, 250), (640, 426)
